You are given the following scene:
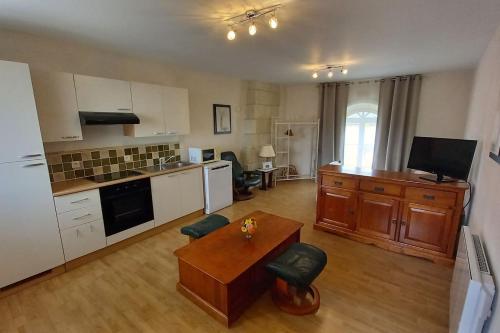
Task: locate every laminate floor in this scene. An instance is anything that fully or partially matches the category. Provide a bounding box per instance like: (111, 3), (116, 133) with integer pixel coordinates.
(0, 180), (452, 333)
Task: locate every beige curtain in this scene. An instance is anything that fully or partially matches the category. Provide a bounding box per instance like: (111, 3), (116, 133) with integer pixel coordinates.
(318, 83), (349, 166)
(373, 75), (422, 171)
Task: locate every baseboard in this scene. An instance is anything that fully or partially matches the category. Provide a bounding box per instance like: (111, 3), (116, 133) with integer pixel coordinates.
(0, 265), (66, 299)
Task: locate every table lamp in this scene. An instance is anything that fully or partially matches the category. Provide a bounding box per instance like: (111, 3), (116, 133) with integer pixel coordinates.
(259, 145), (276, 169)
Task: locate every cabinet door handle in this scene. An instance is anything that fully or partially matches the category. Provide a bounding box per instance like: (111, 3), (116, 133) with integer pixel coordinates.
(90, 224), (96, 232)
(76, 229), (82, 238)
(153, 132), (166, 135)
(70, 198), (89, 204)
(117, 108), (131, 111)
(325, 192), (335, 197)
(423, 194), (435, 200)
(401, 220), (406, 226)
(391, 220), (397, 224)
(73, 213), (91, 220)
(61, 135), (80, 139)
(374, 186), (384, 193)
(334, 181), (343, 186)
(20, 154), (43, 158)
(166, 131), (178, 135)
(23, 162), (45, 168)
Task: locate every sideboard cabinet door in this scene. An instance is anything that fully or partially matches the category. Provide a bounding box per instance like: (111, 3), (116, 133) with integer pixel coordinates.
(356, 193), (399, 240)
(399, 202), (453, 252)
(318, 187), (357, 231)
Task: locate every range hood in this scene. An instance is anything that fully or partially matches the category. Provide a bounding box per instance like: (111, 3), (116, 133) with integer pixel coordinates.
(79, 112), (140, 125)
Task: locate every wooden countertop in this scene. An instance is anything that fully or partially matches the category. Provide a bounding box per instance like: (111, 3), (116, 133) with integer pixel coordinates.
(51, 164), (202, 197)
(174, 210), (304, 284)
(319, 164), (469, 191)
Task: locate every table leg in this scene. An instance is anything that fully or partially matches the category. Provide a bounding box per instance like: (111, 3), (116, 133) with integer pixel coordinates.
(268, 171), (274, 188)
(260, 172), (267, 190)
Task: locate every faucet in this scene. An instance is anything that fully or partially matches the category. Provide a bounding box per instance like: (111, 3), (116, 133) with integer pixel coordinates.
(159, 155), (176, 165)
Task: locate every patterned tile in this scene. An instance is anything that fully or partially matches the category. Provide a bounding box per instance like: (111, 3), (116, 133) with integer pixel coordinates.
(47, 142), (181, 183)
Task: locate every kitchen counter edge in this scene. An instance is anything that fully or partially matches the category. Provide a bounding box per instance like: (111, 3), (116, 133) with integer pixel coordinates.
(51, 164), (202, 197)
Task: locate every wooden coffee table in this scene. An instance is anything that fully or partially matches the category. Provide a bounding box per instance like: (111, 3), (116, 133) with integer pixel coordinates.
(174, 211), (303, 327)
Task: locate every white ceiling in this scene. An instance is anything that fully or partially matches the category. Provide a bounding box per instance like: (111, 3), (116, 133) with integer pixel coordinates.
(0, 0), (500, 83)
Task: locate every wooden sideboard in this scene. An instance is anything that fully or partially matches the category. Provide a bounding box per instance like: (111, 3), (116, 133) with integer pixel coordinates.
(315, 165), (469, 265)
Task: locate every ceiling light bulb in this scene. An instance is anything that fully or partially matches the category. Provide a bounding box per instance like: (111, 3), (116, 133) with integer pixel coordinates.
(227, 28), (236, 41)
(249, 22), (257, 36)
(312, 72), (318, 79)
(327, 70), (333, 78)
(341, 68), (348, 75)
(269, 15), (278, 29)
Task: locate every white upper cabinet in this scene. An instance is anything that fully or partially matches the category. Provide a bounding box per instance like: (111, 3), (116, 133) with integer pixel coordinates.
(31, 70), (82, 142)
(74, 74), (132, 113)
(125, 82), (165, 137)
(163, 86), (190, 135)
(0, 60), (44, 163)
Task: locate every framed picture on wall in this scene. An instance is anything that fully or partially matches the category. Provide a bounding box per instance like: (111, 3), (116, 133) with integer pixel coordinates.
(213, 104), (232, 134)
(490, 108), (500, 164)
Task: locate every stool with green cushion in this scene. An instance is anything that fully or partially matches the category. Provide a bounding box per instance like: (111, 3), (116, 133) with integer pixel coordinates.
(180, 214), (230, 242)
(265, 243), (327, 315)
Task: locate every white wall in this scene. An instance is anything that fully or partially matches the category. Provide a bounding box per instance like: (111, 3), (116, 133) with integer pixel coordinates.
(279, 84), (320, 175)
(464, 25), (500, 333)
(416, 69), (474, 138)
(0, 28), (245, 157)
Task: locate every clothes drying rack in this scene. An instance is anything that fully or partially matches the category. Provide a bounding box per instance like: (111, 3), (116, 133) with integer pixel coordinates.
(271, 119), (320, 181)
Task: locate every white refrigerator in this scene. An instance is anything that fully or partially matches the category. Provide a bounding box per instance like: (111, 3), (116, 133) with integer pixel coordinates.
(203, 160), (233, 214)
(0, 60), (65, 288)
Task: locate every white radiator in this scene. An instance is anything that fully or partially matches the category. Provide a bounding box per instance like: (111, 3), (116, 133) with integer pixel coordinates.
(450, 226), (495, 333)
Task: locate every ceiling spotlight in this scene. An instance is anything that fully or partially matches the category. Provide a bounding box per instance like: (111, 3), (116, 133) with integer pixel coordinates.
(249, 22), (257, 36)
(227, 28), (236, 41)
(327, 70), (333, 78)
(341, 68), (348, 75)
(269, 13), (278, 29)
(312, 72), (318, 79)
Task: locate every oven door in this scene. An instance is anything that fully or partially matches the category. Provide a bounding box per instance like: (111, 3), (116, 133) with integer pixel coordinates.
(100, 178), (154, 236)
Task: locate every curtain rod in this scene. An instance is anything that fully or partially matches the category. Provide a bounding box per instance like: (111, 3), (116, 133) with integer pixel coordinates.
(317, 74), (422, 86)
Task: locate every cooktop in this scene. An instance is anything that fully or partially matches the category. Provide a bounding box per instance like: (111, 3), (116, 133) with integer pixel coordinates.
(86, 170), (143, 183)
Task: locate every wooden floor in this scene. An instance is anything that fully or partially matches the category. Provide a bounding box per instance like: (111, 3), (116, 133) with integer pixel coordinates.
(0, 180), (452, 333)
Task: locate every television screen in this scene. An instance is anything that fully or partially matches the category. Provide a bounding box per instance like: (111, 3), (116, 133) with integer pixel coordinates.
(407, 137), (477, 181)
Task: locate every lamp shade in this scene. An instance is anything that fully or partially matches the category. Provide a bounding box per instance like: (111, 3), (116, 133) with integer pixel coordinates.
(259, 145), (276, 158)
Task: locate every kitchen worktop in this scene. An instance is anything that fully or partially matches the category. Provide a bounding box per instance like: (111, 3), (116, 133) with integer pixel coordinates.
(51, 163), (201, 197)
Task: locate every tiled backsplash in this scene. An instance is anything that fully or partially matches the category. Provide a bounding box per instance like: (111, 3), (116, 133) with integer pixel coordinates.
(47, 143), (181, 183)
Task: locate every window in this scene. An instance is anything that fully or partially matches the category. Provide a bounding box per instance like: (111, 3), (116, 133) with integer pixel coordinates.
(343, 103), (378, 169)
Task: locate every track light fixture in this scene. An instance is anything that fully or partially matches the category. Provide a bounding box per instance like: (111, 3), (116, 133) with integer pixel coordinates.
(311, 65), (349, 79)
(224, 4), (282, 40)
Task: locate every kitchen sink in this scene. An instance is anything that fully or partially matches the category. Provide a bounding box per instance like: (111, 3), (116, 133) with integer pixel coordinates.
(135, 161), (195, 174)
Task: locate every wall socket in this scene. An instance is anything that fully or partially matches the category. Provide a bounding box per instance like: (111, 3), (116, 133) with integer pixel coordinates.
(71, 161), (82, 169)
(124, 155), (132, 162)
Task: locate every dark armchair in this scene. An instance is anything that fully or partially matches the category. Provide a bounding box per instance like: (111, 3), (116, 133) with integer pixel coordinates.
(221, 151), (261, 201)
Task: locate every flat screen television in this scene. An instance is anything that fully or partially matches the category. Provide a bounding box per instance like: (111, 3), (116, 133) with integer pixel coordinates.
(407, 136), (477, 183)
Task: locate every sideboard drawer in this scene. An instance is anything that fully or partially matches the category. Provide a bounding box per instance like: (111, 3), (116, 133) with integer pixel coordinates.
(360, 180), (402, 196)
(405, 187), (457, 207)
(322, 174), (358, 190)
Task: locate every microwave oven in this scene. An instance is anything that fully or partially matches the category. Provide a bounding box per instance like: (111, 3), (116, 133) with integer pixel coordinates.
(188, 147), (219, 164)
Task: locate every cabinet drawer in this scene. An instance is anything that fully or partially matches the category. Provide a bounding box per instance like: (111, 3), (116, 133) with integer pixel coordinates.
(321, 174), (357, 190)
(57, 205), (102, 230)
(54, 189), (101, 213)
(60, 220), (106, 262)
(405, 187), (456, 207)
(360, 180), (402, 196)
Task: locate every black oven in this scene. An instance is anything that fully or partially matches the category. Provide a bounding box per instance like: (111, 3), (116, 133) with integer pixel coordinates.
(99, 178), (154, 236)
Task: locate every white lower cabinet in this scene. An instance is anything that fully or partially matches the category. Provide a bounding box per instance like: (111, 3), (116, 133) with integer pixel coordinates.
(151, 167), (204, 226)
(60, 220), (106, 262)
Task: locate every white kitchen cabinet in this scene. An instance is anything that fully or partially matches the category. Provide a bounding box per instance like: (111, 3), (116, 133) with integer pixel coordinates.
(124, 82), (165, 137)
(31, 70), (82, 142)
(60, 220), (106, 261)
(162, 86), (190, 135)
(0, 160), (65, 288)
(54, 189), (101, 214)
(151, 172), (183, 225)
(151, 167), (203, 226)
(180, 168), (204, 215)
(74, 74), (132, 113)
(0, 60), (45, 163)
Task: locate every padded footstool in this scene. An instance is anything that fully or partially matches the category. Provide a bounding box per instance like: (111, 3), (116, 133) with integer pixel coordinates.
(266, 243), (327, 315)
(180, 214), (229, 242)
